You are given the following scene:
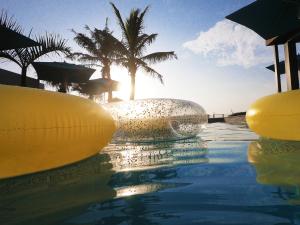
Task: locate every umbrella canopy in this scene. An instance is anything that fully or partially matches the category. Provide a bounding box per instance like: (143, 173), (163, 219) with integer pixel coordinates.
(226, 0), (300, 45)
(32, 62), (95, 84)
(75, 78), (119, 96)
(266, 55), (300, 74)
(226, 0), (300, 91)
(0, 25), (40, 50)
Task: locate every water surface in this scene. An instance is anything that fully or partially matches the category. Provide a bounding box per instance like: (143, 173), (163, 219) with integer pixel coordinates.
(2, 123), (300, 225)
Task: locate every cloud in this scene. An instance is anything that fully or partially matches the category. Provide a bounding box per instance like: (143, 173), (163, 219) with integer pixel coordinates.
(183, 20), (272, 68)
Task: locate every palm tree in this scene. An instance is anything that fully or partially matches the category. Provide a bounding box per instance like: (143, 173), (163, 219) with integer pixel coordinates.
(0, 33), (71, 87)
(71, 20), (120, 102)
(0, 10), (22, 37)
(110, 3), (177, 100)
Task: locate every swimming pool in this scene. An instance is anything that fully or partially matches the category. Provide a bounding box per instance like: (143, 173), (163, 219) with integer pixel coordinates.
(1, 123), (300, 225)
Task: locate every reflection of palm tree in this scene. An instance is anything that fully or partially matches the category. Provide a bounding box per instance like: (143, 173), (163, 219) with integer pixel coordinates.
(0, 32), (70, 87)
(71, 20), (120, 102)
(111, 3), (177, 100)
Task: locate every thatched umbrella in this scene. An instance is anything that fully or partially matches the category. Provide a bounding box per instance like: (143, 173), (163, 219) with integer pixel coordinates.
(226, 0), (300, 92)
(32, 62), (95, 93)
(0, 25), (40, 50)
(73, 78), (119, 100)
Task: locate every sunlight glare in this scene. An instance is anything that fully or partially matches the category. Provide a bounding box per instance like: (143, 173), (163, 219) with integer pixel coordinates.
(111, 65), (161, 100)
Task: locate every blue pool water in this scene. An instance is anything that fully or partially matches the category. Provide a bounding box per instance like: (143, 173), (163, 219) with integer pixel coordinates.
(2, 123), (300, 225)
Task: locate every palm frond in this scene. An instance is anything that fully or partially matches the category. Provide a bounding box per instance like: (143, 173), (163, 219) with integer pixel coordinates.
(72, 20), (127, 80)
(92, 28), (115, 57)
(114, 57), (129, 67)
(137, 6), (149, 35)
(111, 36), (129, 57)
(47, 80), (70, 92)
(94, 27), (129, 59)
(125, 9), (141, 52)
(109, 4), (177, 99)
(84, 25), (92, 32)
(139, 61), (164, 84)
(0, 10), (22, 33)
(124, 6), (149, 52)
(0, 50), (22, 66)
(33, 33), (70, 56)
(20, 33), (70, 67)
(104, 17), (110, 33)
(140, 51), (177, 64)
(72, 29), (99, 56)
(110, 2), (129, 42)
(69, 52), (99, 62)
(136, 33), (157, 55)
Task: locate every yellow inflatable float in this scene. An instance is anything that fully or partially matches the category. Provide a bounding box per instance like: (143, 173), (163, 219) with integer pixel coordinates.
(246, 90), (300, 141)
(0, 84), (116, 179)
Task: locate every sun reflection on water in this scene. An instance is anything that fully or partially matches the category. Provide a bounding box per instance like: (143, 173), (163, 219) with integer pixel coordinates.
(115, 183), (174, 198)
(103, 137), (208, 173)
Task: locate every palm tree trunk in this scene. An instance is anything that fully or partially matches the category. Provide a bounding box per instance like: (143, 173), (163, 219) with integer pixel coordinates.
(58, 78), (68, 93)
(108, 89), (113, 102)
(21, 67), (27, 87)
(104, 64), (113, 102)
(89, 94), (94, 100)
(62, 79), (68, 93)
(130, 72), (136, 100)
(37, 78), (40, 89)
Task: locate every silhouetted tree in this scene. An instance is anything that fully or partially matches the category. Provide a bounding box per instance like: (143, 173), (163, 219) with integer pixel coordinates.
(111, 3), (177, 100)
(71, 20), (120, 102)
(0, 29), (71, 87)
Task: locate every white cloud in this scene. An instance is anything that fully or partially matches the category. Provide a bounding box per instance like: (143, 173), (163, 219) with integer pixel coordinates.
(183, 20), (272, 68)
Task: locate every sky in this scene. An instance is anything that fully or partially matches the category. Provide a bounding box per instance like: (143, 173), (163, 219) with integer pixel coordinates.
(0, 0), (285, 114)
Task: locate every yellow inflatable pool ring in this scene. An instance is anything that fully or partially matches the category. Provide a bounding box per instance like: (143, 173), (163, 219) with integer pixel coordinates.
(246, 90), (300, 141)
(0, 84), (116, 179)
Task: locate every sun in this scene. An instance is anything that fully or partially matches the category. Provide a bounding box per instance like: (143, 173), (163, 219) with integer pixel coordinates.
(117, 81), (131, 100)
(111, 65), (159, 100)
(111, 66), (131, 100)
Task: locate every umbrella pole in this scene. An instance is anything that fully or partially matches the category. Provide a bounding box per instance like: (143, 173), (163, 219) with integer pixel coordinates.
(37, 78), (41, 89)
(273, 45), (281, 93)
(284, 41), (299, 90)
(61, 76), (67, 93)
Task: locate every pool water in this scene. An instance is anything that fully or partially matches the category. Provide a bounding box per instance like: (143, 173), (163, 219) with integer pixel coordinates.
(2, 123), (300, 225)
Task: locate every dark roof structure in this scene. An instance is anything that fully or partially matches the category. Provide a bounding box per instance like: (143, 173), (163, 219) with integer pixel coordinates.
(0, 68), (44, 89)
(32, 62), (95, 93)
(266, 55), (300, 74)
(0, 25), (40, 50)
(226, 0), (300, 46)
(226, 0), (300, 92)
(32, 62), (95, 83)
(74, 78), (119, 96)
